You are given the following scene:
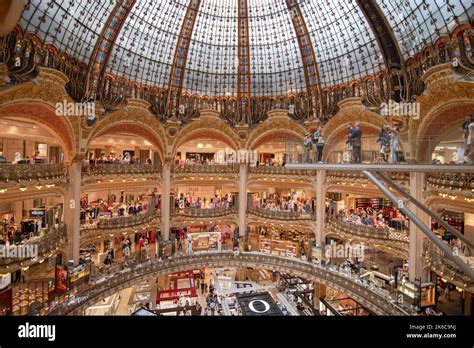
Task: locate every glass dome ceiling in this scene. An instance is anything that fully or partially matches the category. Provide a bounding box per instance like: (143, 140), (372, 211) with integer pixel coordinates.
(18, 0), (473, 97)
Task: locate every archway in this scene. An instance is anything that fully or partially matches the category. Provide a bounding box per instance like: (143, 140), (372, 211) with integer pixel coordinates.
(0, 103), (75, 162)
(416, 102), (474, 163)
(86, 122), (166, 165)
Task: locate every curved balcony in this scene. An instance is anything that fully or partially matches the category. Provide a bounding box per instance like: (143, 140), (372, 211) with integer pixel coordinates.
(171, 207), (238, 227)
(326, 171), (410, 185)
(248, 208), (314, 221)
(422, 240), (473, 291)
(173, 207), (237, 218)
(249, 166), (314, 182)
(48, 251), (410, 316)
(80, 211), (161, 240)
(0, 164), (68, 188)
(172, 164), (239, 182)
(81, 164), (162, 185)
(326, 218), (409, 258)
(0, 225), (68, 270)
(426, 172), (474, 200)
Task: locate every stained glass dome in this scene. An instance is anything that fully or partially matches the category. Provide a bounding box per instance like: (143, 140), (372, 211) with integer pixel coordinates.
(17, 0), (473, 98)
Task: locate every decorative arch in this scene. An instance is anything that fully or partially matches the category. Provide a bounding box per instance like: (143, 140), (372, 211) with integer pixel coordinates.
(246, 117), (307, 150)
(0, 102), (75, 161)
(415, 101), (474, 163)
(85, 109), (167, 162)
(171, 117), (241, 157)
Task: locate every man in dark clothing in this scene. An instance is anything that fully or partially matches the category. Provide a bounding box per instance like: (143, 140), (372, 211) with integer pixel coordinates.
(349, 123), (362, 163)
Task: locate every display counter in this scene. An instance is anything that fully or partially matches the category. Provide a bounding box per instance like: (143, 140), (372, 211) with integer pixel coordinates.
(259, 238), (299, 258)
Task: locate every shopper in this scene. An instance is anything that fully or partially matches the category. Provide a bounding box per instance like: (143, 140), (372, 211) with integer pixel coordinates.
(390, 125), (402, 164)
(461, 115), (474, 162)
(376, 125), (391, 163)
(466, 118), (474, 164)
(349, 123), (362, 163)
(303, 133), (312, 163)
(345, 123), (354, 162)
(315, 128), (325, 163)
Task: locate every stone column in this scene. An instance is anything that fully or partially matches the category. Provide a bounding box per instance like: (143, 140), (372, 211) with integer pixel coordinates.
(313, 283), (326, 309)
(64, 158), (82, 265)
(238, 163), (248, 238)
(315, 170), (326, 247)
(161, 161), (171, 241)
(13, 200), (23, 221)
(409, 172), (429, 282)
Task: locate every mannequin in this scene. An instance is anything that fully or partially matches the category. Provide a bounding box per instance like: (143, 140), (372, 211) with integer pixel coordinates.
(186, 234), (193, 255)
(13, 152), (22, 164)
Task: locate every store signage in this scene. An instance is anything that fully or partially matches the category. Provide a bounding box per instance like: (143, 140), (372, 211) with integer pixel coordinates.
(236, 292), (283, 316)
(29, 210), (45, 218)
(248, 299), (270, 314)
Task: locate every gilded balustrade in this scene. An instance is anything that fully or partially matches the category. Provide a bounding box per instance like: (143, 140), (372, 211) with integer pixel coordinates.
(248, 207), (314, 221)
(47, 251), (410, 316)
(0, 224), (68, 268)
(0, 164), (67, 185)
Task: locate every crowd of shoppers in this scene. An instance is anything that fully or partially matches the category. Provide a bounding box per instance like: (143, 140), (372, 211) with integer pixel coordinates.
(255, 194), (312, 214)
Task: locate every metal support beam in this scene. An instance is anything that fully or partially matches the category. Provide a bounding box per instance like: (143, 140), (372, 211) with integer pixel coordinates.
(355, 0), (406, 101)
(362, 170), (474, 281)
(376, 171), (474, 249)
(286, 163), (474, 173)
(237, 0), (251, 125)
(166, 0), (202, 117)
(285, 0), (323, 119)
(87, 0), (136, 99)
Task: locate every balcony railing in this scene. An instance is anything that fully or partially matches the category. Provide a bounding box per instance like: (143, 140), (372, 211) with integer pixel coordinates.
(248, 208), (315, 221)
(327, 217), (410, 243)
(173, 207), (237, 218)
(426, 173), (474, 198)
(422, 240), (473, 289)
(172, 164), (239, 175)
(326, 171), (410, 183)
(249, 166), (312, 177)
(0, 224), (68, 268)
(81, 164), (162, 177)
(0, 164), (67, 183)
(80, 210), (161, 235)
(47, 251), (410, 316)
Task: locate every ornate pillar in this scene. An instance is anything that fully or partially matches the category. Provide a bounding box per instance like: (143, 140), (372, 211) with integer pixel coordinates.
(238, 163), (248, 238)
(313, 283), (326, 309)
(64, 157), (82, 265)
(315, 170), (326, 247)
(161, 160), (172, 241)
(409, 172), (429, 282)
